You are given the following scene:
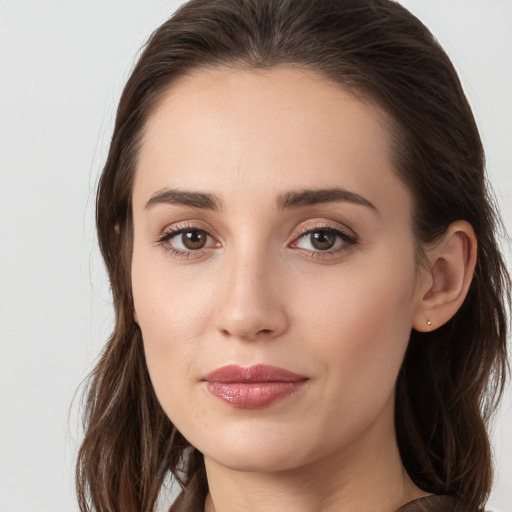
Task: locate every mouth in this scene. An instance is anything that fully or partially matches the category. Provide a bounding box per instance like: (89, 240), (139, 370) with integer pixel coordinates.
(202, 364), (309, 409)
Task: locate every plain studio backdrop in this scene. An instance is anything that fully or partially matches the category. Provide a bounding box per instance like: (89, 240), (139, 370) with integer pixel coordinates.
(0, 1), (510, 511)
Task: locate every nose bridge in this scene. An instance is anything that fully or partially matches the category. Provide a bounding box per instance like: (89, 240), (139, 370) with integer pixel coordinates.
(215, 236), (287, 341)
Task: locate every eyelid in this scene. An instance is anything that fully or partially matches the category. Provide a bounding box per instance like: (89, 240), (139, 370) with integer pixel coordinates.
(288, 220), (359, 258)
(157, 219), (221, 240)
(155, 219), (358, 260)
(156, 221), (221, 258)
(292, 220), (358, 243)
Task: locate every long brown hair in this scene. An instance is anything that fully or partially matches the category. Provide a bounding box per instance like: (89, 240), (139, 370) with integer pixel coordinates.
(76, 1), (510, 511)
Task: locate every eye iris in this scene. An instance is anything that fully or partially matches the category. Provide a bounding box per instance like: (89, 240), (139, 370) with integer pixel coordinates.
(311, 230), (336, 250)
(182, 230), (207, 250)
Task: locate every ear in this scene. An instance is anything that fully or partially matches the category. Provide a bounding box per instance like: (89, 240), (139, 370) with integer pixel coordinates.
(413, 220), (477, 332)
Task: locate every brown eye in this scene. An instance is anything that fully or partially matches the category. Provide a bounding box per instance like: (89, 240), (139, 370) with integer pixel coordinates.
(310, 230), (336, 250)
(291, 225), (357, 256)
(182, 230), (208, 250)
(157, 225), (219, 257)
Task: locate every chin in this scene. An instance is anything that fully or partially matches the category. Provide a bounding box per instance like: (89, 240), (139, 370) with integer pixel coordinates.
(192, 423), (318, 473)
(205, 446), (302, 473)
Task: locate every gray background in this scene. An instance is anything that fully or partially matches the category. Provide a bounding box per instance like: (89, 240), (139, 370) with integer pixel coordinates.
(0, 1), (510, 511)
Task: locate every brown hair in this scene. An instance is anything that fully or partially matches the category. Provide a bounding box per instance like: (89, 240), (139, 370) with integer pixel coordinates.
(76, 1), (510, 511)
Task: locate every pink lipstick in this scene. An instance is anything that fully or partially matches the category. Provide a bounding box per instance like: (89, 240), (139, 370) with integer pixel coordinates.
(202, 364), (308, 409)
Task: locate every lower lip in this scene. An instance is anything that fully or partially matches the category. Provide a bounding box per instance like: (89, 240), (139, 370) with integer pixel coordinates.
(205, 381), (307, 409)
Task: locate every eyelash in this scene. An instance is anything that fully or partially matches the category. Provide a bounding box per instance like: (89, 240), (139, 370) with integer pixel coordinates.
(292, 223), (358, 259)
(156, 222), (217, 260)
(156, 221), (358, 260)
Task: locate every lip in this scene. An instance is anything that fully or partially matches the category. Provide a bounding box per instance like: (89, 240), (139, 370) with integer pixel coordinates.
(202, 364), (308, 409)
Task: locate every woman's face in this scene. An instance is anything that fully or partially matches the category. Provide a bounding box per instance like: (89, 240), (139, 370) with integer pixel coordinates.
(131, 67), (427, 472)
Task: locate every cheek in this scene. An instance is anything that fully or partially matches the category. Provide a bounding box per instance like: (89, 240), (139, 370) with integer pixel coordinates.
(297, 249), (418, 400)
(131, 252), (216, 420)
(132, 246), (215, 343)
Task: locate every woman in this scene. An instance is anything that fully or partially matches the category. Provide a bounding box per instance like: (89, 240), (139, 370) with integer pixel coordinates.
(76, 1), (510, 511)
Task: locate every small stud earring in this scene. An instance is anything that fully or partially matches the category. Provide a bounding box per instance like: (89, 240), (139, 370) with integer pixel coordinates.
(427, 320), (432, 327)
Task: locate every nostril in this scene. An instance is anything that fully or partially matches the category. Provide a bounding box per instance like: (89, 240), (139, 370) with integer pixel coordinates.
(215, 295), (288, 341)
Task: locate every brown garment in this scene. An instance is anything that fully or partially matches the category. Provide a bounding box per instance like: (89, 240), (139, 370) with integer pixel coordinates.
(396, 495), (458, 512)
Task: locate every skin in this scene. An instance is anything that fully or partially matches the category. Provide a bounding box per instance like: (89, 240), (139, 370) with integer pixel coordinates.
(130, 66), (476, 512)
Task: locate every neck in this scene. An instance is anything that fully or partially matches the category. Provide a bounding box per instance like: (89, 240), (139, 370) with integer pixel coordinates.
(203, 403), (427, 512)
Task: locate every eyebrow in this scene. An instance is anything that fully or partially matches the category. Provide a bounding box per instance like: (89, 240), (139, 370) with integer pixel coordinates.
(144, 186), (377, 213)
(145, 188), (221, 210)
(276, 187), (377, 212)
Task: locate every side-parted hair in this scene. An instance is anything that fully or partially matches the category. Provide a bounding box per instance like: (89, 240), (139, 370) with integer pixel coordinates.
(76, 1), (510, 511)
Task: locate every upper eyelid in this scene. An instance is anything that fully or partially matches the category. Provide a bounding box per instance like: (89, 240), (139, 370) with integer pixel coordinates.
(296, 223), (349, 235)
(159, 220), (353, 235)
(159, 220), (220, 239)
(293, 221), (358, 240)
(159, 220), (358, 238)
(156, 219), (358, 247)
(291, 227), (357, 248)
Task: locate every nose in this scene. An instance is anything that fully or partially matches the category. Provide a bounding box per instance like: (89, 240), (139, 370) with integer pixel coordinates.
(214, 248), (288, 342)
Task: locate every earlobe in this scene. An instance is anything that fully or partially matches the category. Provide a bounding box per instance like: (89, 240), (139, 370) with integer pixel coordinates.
(413, 220), (477, 332)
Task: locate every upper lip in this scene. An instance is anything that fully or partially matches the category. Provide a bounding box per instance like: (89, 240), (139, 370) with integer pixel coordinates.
(202, 364), (308, 383)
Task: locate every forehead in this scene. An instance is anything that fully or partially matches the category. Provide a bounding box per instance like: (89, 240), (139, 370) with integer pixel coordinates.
(134, 66), (411, 220)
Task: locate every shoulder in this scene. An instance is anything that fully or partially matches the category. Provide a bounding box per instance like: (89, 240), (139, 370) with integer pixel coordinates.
(396, 495), (489, 512)
(396, 495), (456, 512)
